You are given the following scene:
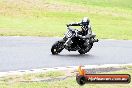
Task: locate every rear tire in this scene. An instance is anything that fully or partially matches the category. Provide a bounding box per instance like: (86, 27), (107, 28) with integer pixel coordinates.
(85, 43), (93, 53)
(78, 49), (85, 54)
(78, 43), (93, 54)
(51, 40), (65, 55)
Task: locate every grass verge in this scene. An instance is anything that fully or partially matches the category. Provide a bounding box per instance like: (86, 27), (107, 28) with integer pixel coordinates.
(0, 0), (132, 39)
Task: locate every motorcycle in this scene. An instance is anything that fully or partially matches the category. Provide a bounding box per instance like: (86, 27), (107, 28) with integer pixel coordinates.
(51, 25), (98, 55)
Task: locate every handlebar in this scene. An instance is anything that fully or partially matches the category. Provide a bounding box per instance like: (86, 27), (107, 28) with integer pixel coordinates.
(66, 23), (82, 27)
(66, 24), (69, 27)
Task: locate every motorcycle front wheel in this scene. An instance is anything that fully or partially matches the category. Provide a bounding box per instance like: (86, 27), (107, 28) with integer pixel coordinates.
(51, 40), (65, 55)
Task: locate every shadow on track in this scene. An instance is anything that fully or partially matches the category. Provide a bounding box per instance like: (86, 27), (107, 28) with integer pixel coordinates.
(50, 53), (95, 59)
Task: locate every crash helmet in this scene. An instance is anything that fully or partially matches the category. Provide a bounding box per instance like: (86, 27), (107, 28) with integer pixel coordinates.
(81, 17), (90, 31)
(81, 17), (90, 26)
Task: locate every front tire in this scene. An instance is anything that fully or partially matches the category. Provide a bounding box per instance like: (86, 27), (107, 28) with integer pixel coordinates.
(51, 40), (65, 55)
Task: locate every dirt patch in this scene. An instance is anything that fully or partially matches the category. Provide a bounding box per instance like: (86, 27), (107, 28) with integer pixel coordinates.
(0, 0), (131, 17)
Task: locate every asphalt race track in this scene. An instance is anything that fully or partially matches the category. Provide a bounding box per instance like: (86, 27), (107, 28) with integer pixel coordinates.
(0, 37), (132, 72)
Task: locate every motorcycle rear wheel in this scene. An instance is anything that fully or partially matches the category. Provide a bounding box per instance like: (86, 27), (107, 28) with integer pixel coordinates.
(78, 43), (93, 54)
(78, 49), (86, 54)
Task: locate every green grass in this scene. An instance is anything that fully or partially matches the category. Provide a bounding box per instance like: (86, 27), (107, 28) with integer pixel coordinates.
(23, 71), (65, 80)
(53, 0), (132, 9)
(0, 69), (131, 88)
(0, 0), (132, 39)
(0, 71), (65, 82)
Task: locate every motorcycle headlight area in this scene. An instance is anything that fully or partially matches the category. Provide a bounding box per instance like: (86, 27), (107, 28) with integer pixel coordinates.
(65, 30), (73, 38)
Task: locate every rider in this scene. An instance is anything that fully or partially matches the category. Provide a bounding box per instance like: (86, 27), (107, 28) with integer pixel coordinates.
(66, 17), (93, 52)
(67, 17), (92, 39)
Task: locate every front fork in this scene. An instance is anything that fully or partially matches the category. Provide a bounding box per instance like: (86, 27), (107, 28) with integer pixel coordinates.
(64, 38), (72, 46)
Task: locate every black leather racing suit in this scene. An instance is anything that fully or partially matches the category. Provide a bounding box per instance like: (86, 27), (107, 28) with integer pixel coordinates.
(67, 22), (92, 39)
(67, 22), (92, 49)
